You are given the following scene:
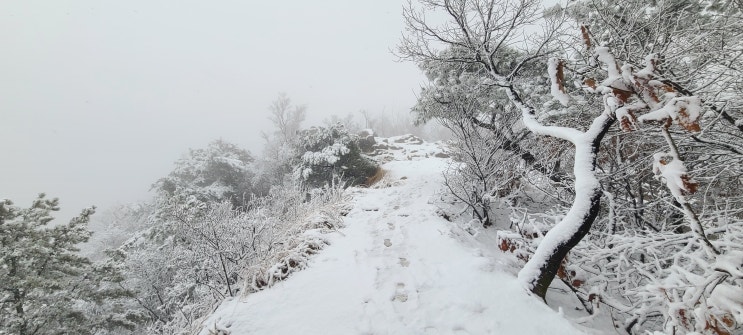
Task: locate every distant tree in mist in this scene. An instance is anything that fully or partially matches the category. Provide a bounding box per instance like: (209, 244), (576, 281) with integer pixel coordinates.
(254, 94), (307, 194)
(366, 110), (453, 140)
(81, 202), (156, 261)
(267, 93), (306, 144)
(324, 113), (360, 134)
(323, 109), (451, 141)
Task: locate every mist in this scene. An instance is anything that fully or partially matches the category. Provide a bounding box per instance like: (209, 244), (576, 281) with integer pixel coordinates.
(1, 0), (424, 221)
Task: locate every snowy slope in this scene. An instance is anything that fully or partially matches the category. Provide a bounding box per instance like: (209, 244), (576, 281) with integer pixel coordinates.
(199, 137), (585, 335)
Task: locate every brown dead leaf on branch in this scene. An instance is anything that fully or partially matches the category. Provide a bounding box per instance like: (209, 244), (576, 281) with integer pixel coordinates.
(619, 110), (638, 132)
(584, 77), (596, 89)
(580, 25), (591, 48)
(677, 107), (701, 132)
(680, 174), (699, 194)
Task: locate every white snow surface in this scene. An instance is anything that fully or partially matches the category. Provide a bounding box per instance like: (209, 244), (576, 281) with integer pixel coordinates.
(200, 138), (585, 335)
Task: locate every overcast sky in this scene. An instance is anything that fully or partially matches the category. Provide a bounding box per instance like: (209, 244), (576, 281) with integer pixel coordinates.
(1, 0), (425, 221)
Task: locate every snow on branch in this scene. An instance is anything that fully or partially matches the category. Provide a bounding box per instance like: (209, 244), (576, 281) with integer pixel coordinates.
(652, 152), (699, 203)
(548, 57), (570, 106)
(638, 96), (702, 132)
(595, 46), (622, 84)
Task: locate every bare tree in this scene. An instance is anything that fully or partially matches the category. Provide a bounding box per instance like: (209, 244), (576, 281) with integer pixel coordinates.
(441, 117), (524, 227)
(267, 93), (306, 144)
(255, 94), (308, 194)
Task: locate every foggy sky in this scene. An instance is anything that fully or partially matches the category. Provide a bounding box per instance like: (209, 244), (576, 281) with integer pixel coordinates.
(1, 0), (424, 221)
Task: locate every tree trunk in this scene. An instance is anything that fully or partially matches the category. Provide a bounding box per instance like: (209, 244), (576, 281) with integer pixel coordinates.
(516, 105), (615, 300)
(522, 185), (603, 299)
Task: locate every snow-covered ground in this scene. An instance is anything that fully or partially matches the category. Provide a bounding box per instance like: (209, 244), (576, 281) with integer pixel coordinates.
(200, 137), (587, 335)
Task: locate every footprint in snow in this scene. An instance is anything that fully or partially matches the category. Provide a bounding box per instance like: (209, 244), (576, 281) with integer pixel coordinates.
(384, 239), (392, 247)
(393, 283), (408, 302)
(399, 257), (410, 267)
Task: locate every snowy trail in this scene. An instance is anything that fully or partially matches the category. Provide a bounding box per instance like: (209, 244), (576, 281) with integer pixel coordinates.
(200, 141), (584, 335)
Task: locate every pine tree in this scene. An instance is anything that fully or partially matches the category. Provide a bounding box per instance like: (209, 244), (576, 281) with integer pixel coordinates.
(293, 123), (378, 188)
(0, 194), (139, 334)
(154, 140), (256, 211)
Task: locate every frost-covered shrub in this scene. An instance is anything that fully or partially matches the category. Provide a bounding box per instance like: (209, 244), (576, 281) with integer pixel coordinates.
(154, 140), (256, 210)
(114, 179), (351, 334)
(82, 202), (156, 261)
(115, 195), (285, 333)
(244, 182), (349, 291)
(561, 219), (743, 334)
(441, 118), (526, 228)
(293, 123), (378, 188)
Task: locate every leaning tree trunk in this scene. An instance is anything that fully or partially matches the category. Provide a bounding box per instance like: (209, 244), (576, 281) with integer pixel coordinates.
(519, 114), (614, 299)
(504, 83), (616, 299)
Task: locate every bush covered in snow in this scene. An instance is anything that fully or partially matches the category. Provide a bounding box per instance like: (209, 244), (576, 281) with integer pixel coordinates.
(110, 181), (350, 334)
(293, 123), (379, 188)
(153, 139), (257, 211)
